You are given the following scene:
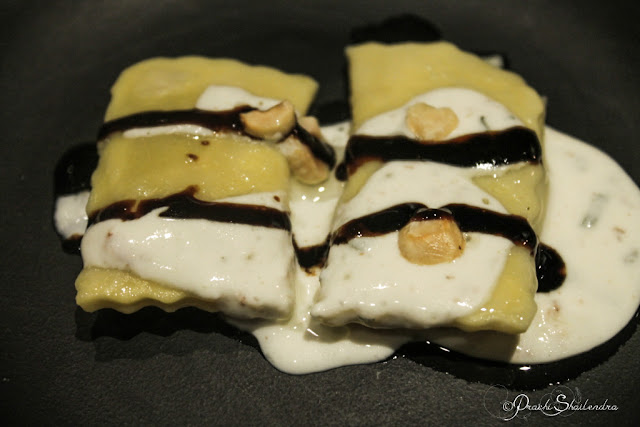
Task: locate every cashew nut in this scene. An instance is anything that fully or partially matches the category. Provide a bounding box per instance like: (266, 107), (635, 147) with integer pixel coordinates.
(240, 100), (296, 141)
(406, 102), (459, 142)
(398, 217), (465, 265)
(278, 136), (329, 185)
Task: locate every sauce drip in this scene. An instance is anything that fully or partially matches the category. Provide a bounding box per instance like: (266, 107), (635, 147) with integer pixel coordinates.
(54, 143), (98, 195)
(89, 186), (291, 231)
(54, 143), (97, 253)
(98, 106), (336, 169)
(337, 126), (541, 179)
(535, 243), (566, 292)
(293, 236), (330, 271)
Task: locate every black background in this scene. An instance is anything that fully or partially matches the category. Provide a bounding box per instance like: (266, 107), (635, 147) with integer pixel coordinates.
(2, 1), (639, 425)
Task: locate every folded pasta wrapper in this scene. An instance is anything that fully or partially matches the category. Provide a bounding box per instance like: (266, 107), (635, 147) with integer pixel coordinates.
(104, 56), (318, 121)
(312, 42), (547, 334)
(76, 57), (319, 319)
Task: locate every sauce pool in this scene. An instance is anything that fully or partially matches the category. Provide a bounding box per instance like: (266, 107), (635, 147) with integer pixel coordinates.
(54, 103), (640, 385)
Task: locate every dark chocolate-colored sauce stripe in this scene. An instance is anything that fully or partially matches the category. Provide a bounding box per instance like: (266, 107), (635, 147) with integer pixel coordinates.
(332, 203), (426, 244)
(536, 243), (566, 292)
(298, 202), (565, 291)
(443, 203), (537, 251)
(332, 202), (538, 251)
(327, 202), (566, 290)
(293, 236), (331, 271)
(98, 106), (336, 169)
(289, 123), (336, 168)
(97, 106), (250, 139)
(54, 143), (99, 196)
(89, 186), (291, 231)
(337, 126), (541, 180)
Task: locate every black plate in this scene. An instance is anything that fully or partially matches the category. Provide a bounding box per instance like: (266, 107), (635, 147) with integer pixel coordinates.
(2, 1), (639, 424)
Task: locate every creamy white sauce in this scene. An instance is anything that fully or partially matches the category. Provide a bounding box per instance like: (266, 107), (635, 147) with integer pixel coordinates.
(123, 86), (283, 138)
(424, 128), (640, 363)
(54, 191), (90, 239)
(331, 161), (508, 227)
(313, 231), (511, 327)
(287, 121), (350, 246)
(56, 85), (640, 374)
(355, 87), (522, 137)
(289, 197), (337, 247)
(196, 86), (281, 112)
(241, 123), (640, 373)
(81, 191), (295, 319)
(317, 122), (351, 148)
(124, 125), (214, 139)
(230, 267), (408, 374)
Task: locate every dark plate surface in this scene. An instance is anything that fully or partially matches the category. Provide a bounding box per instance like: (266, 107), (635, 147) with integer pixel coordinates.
(2, 0), (639, 424)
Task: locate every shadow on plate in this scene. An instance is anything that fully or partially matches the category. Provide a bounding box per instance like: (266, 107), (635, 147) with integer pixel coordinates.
(399, 308), (639, 391)
(75, 307), (261, 361)
(74, 305), (638, 389)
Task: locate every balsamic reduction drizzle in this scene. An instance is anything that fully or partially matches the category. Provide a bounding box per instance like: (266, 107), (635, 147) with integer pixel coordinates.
(295, 204), (566, 293)
(332, 202), (425, 244)
(98, 106), (336, 169)
(443, 204), (537, 251)
(293, 236), (331, 271)
(332, 202), (538, 252)
(536, 243), (567, 292)
(97, 107), (249, 139)
(54, 143), (98, 196)
(337, 126), (541, 180)
(56, 140), (563, 291)
(54, 143), (98, 254)
(90, 186), (291, 231)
